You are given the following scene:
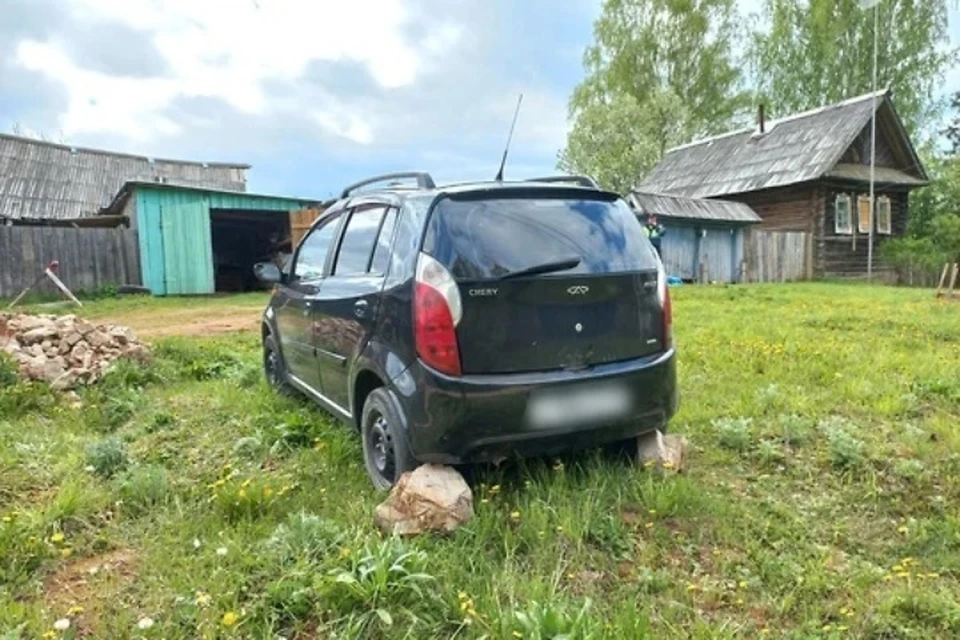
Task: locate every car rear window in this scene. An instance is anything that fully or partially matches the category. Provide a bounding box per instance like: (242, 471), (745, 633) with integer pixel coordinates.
(424, 196), (659, 280)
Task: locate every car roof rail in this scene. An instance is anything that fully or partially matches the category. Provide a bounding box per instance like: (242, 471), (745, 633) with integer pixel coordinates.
(340, 171), (436, 198)
(527, 175), (600, 189)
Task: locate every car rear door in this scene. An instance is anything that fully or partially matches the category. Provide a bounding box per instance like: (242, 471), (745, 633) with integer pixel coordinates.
(423, 191), (665, 374)
(275, 211), (343, 391)
(311, 204), (399, 413)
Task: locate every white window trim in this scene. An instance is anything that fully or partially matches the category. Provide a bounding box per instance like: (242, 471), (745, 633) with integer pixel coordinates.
(857, 195), (872, 234)
(877, 196), (892, 235)
(834, 194), (852, 235)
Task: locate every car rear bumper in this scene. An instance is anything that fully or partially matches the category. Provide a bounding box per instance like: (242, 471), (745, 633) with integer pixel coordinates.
(395, 349), (678, 464)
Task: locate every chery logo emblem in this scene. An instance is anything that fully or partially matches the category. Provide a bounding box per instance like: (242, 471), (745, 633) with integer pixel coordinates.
(567, 285), (590, 295)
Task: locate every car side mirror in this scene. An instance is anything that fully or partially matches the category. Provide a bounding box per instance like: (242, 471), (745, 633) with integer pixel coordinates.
(253, 262), (283, 284)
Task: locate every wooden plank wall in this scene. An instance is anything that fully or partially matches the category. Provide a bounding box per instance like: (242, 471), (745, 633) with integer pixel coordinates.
(289, 209), (322, 248)
(0, 226), (140, 298)
(743, 229), (812, 282)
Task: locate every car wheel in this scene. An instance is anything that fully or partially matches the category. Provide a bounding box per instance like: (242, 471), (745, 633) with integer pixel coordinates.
(361, 387), (418, 490)
(263, 334), (293, 395)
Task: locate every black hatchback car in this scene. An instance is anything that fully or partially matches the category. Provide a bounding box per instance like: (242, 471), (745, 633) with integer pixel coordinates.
(255, 172), (677, 488)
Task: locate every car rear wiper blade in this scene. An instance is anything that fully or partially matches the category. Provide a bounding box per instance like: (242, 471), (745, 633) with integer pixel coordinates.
(499, 256), (582, 280)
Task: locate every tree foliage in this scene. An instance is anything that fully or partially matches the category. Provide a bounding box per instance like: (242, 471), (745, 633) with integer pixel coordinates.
(558, 90), (690, 194)
(561, 0), (747, 191)
(749, 0), (957, 134)
(945, 92), (960, 155)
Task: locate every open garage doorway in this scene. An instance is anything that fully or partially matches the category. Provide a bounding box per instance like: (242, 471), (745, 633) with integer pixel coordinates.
(210, 209), (292, 292)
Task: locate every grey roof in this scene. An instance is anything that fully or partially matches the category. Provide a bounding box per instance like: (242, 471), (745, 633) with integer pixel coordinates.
(629, 191), (760, 224)
(0, 133), (249, 221)
(640, 90), (927, 198)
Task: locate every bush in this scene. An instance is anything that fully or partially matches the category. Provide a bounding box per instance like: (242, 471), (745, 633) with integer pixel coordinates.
(324, 538), (440, 635)
(266, 512), (347, 565)
(0, 353), (18, 387)
(114, 465), (171, 513)
(714, 417), (752, 452)
(506, 599), (601, 640)
(85, 437), (129, 478)
(826, 429), (866, 470)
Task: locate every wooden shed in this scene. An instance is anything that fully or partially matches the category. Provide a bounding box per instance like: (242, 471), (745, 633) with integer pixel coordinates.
(639, 90), (928, 279)
(629, 191), (760, 283)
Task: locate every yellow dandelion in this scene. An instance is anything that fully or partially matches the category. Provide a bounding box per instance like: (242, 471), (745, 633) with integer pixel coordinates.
(50, 532), (65, 544)
(489, 485), (501, 496)
(67, 605), (84, 616)
(897, 525), (908, 534)
(510, 510), (521, 521)
(238, 488), (247, 498)
(555, 525), (564, 532)
(892, 564), (904, 572)
(648, 509), (657, 515)
(264, 487), (274, 498)
(738, 581), (748, 589)
(222, 611), (238, 626)
(340, 547), (352, 558)
(822, 625), (832, 632)
(43, 632), (57, 639)
(895, 571), (910, 578)
(60, 547), (73, 558)
(686, 583), (697, 592)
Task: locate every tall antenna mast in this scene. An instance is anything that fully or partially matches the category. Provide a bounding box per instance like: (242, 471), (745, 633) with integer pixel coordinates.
(494, 93), (523, 182)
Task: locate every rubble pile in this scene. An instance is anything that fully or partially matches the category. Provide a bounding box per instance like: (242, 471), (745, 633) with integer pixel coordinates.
(0, 313), (149, 390)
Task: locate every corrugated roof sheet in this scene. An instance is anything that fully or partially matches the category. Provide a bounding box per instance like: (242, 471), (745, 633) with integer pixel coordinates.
(0, 133), (250, 220)
(630, 191), (760, 224)
(639, 90), (926, 199)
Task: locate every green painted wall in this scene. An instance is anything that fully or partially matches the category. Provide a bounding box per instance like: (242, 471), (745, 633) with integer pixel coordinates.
(134, 186), (314, 295)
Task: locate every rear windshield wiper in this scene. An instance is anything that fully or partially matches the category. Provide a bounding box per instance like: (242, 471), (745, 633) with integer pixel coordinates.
(499, 256), (582, 280)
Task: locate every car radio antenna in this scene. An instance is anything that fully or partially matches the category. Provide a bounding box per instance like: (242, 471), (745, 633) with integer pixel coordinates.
(494, 93), (523, 182)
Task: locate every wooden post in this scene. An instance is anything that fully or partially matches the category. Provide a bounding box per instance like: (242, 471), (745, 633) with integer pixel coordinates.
(699, 262), (708, 284)
(936, 263), (950, 297)
(949, 263), (960, 298)
(739, 260), (747, 284)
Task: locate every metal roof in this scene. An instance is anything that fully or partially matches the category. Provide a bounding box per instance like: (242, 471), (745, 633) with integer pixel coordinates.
(0, 133), (249, 221)
(629, 191), (760, 224)
(639, 90), (927, 199)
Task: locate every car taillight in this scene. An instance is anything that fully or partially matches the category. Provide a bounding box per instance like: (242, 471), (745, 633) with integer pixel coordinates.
(414, 253), (463, 376)
(657, 264), (673, 349)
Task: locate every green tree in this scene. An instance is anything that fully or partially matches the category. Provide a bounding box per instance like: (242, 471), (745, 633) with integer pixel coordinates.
(561, 0), (748, 191)
(558, 89), (690, 194)
(749, 0), (957, 134)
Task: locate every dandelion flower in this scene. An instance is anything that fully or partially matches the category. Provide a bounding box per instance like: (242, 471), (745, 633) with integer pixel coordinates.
(897, 525), (908, 534)
(61, 548), (73, 558)
(67, 605), (84, 616)
(510, 510), (521, 521)
(238, 488), (247, 498)
(43, 632), (57, 639)
(54, 619), (70, 631)
(50, 532), (65, 544)
(137, 617), (155, 630)
(222, 611), (238, 626)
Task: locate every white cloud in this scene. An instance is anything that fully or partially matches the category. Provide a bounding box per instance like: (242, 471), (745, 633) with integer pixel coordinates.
(14, 0), (461, 141)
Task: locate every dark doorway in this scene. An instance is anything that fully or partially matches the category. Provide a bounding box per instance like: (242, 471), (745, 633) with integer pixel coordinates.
(210, 209), (291, 292)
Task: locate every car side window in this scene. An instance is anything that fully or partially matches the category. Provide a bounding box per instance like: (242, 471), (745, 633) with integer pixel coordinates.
(294, 213), (342, 280)
(333, 206), (387, 275)
(370, 208), (399, 275)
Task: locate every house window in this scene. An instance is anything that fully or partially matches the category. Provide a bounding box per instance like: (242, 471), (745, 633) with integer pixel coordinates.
(877, 196), (892, 234)
(834, 194), (852, 234)
(857, 195), (872, 233)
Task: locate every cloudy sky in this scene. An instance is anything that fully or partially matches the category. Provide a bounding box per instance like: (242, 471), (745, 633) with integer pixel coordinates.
(2, 0), (958, 199)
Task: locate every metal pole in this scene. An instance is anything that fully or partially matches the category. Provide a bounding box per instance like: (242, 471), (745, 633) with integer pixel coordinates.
(867, 2), (878, 281)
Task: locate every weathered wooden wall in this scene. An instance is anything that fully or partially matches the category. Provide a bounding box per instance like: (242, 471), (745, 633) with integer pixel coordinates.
(743, 229), (812, 282)
(0, 226), (140, 298)
(730, 184), (818, 232)
(819, 185), (907, 279)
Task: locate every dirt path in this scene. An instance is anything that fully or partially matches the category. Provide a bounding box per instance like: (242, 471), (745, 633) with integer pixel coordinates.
(92, 301), (265, 339)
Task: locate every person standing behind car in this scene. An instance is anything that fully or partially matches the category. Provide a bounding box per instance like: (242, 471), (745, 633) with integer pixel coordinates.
(643, 214), (665, 258)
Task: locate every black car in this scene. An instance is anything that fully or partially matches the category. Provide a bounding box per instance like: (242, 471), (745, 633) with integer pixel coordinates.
(254, 172), (678, 489)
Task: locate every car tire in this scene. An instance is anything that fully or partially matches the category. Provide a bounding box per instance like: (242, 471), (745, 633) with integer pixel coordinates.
(361, 387), (419, 490)
(263, 334), (293, 395)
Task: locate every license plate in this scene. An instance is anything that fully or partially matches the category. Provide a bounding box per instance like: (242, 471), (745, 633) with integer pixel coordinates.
(526, 381), (632, 429)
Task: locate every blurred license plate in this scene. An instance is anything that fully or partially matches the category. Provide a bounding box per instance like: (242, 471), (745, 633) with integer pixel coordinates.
(527, 382), (632, 429)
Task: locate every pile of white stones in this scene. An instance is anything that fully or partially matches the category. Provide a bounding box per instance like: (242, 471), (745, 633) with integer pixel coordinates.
(0, 313), (149, 390)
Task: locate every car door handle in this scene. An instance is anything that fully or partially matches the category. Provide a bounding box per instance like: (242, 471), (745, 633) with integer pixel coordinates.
(354, 300), (369, 318)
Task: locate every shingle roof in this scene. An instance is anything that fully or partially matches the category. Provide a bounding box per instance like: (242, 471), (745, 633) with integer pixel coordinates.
(0, 133), (249, 221)
(639, 90), (926, 199)
(629, 191), (760, 224)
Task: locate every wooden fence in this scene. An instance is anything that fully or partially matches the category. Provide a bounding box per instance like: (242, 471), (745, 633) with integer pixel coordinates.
(0, 226), (140, 299)
(743, 229), (812, 283)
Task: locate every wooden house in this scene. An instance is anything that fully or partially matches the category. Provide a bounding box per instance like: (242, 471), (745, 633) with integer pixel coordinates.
(629, 191), (760, 283)
(639, 90), (928, 279)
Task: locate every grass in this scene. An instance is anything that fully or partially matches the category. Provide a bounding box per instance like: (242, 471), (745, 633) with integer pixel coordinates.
(1, 283), (959, 638)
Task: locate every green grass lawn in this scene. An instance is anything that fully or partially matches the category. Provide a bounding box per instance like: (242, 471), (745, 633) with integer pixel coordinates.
(1, 284), (958, 639)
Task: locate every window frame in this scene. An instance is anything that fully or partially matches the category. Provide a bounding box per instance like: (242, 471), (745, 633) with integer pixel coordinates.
(368, 207), (401, 276)
(330, 204), (391, 277)
(290, 211), (344, 282)
(834, 193), (852, 235)
(876, 196), (892, 235)
(857, 195), (872, 234)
